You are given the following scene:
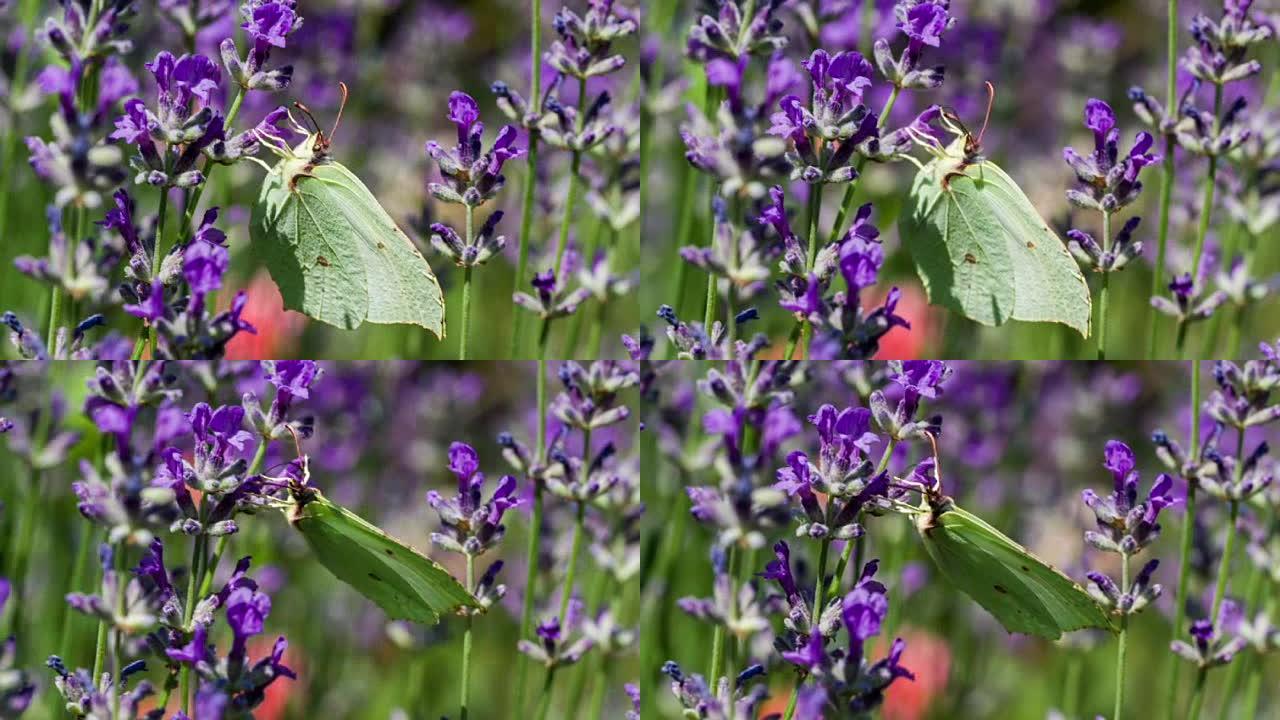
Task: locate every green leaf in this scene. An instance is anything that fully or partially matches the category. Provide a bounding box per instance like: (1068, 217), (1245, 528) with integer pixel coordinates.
(288, 490), (477, 624)
(899, 136), (1092, 337)
(251, 136), (446, 335)
(916, 500), (1115, 639)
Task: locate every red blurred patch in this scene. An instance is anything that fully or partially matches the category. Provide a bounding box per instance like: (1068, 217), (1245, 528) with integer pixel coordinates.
(881, 627), (951, 720)
(248, 636), (301, 720)
(224, 271), (307, 359)
(871, 284), (934, 360)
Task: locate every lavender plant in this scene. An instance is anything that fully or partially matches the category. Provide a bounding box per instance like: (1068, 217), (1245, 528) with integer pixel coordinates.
(0, 360), (640, 718)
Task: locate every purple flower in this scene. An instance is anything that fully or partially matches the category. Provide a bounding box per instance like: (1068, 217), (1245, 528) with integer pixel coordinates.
(123, 279), (168, 323)
(782, 627), (829, 673)
(241, 1), (299, 49)
(428, 442), (520, 557)
(1082, 440), (1177, 555)
(426, 91), (524, 208)
(1064, 98), (1160, 212)
(759, 540), (800, 602)
(183, 239), (230, 296)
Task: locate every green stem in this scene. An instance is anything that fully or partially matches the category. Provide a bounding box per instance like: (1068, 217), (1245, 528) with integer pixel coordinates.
(509, 0), (542, 358)
(533, 667), (557, 720)
(801, 186), (823, 358)
(460, 205), (476, 359)
(1114, 553), (1130, 720)
(1063, 652), (1083, 719)
(1098, 211), (1112, 360)
(707, 546), (735, 685)
(586, 659), (608, 720)
(553, 79), (589, 276)
(811, 538), (832, 625)
(178, 88), (245, 242)
(1165, 362), (1201, 720)
(1190, 86), (1223, 288)
(827, 440), (897, 597)
(1147, 0), (1179, 358)
(179, 533), (207, 713)
(111, 545), (127, 718)
(1241, 656), (1264, 720)
(1210, 500), (1239, 621)
(827, 86), (900, 246)
(515, 361), (548, 708)
(1185, 668), (1208, 720)
(782, 683), (802, 720)
(1218, 565), (1264, 712)
(559, 503), (587, 624)
(459, 554), (475, 720)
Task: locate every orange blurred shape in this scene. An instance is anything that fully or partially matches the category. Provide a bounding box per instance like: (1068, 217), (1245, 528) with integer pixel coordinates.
(881, 627), (951, 720)
(248, 635), (301, 720)
(872, 284), (933, 360)
(760, 626), (949, 719)
(225, 271), (307, 359)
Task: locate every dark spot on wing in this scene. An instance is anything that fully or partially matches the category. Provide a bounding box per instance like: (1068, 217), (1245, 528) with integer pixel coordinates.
(384, 549), (394, 556)
(368, 573), (382, 582)
(994, 584), (1009, 594)
(1026, 241), (1036, 249)
(1021, 565), (1030, 572)
(964, 253), (978, 264)
(377, 242), (385, 250)
(316, 255), (331, 267)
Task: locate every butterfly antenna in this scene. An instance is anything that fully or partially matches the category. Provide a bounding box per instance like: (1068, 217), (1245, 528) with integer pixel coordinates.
(292, 101), (321, 135)
(924, 429), (943, 492)
(977, 81), (995, 147)
(330, 82), (349, 143)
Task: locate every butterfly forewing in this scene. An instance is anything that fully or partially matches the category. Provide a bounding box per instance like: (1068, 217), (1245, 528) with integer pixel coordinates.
(310, 164), (445, 335)
(254, 167), (369, 330)
(921, 510), (1062, 638)
(977, 163), (1092, 336)
(941, 507), (1115, 635)
(293, 495), (476, 624)
(900, 136), (1093, 336)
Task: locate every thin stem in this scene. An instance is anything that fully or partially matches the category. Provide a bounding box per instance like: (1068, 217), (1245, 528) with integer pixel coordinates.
(800, 186), (824, 358)
(1114, 553), (1131, 720)
(707, 545), (735, 685)
(460, 206), (475, 359)
(1190, 86), (1223, 292)
(827, 440), (897, 597)
(533, 667), (557, 720)
(143, 189), (171, 355)
(1063, 652), (1083, 719)
(827, 86), (900, 246)
(553, 78), (589, 276)
(459, 554), (475, 720)
(559, 502), (587, 624)
(1165, 362), (1201, 720)
(515, 361), (548, 708)
(1098, 211), (1112, 360)
(111, 545), (127, 718)
(782, 683), (802, 720)
(1147, 0), (1179, 358)
(1210, 500), (1239, 621)
(179, 533), (207, 713)
(586, 658), (608, 720)
(509, 0), (542, 358)
(811, 538), (832, 626)
(1241, 655), (1264, 720)
(1185, 668), (1208, 720)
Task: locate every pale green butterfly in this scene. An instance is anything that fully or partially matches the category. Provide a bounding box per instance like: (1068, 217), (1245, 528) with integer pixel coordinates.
(269, 449), (477, 625)
(908, 432), (1115, 639)
(897, 83), (1092, 337)
(249, 84), (446, 335)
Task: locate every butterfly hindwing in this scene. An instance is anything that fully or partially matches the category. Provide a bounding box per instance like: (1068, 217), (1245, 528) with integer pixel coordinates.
(292, 494), (476, 625)
(921, 509), (1063, 638)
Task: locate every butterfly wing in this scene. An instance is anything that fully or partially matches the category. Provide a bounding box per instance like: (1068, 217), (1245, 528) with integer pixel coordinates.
(253, 162), (370, 330)
(310, 163), (446, 337)
(941, 507), (1115, 635)
(900, 143), (1018, 327)
(975, 162), (1092, 337)
(292, 495), (477, 624)
(920, 509), (1062, 638)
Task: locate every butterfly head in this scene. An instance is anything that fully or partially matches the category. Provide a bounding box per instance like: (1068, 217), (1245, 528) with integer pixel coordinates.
(938, 81), (995, 165)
